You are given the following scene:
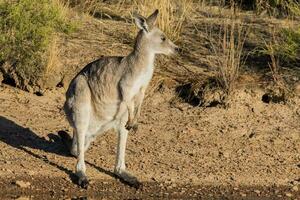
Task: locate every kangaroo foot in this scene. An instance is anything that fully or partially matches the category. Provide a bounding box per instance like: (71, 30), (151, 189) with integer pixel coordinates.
(76, 172), (89, 189)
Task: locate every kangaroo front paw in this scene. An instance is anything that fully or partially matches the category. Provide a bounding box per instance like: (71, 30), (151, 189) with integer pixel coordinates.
(114, 169), (142, 189)
(125, 121), (138, 132)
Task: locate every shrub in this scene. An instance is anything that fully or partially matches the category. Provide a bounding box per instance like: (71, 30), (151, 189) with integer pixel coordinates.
(206, 17), (248, 98)
(280, 27), (300, 62)
(0, 0), (74, 91)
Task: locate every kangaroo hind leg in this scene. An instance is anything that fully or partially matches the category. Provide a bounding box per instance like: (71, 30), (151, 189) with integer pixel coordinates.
(114, 114), (141, 189)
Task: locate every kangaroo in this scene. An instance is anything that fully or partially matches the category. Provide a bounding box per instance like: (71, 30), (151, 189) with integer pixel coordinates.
(61, 10), (179, 189)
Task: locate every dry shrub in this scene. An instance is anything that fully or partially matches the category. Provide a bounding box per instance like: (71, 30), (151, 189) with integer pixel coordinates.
(133, 0), (193, 41)
(206, 7), (248, 97)
(255, 0), (300, 17)
(45, 36), (60, 76)
(176, 75), (226, 107)
(262, 33), (293, 103)
(64, 0), (98, 14)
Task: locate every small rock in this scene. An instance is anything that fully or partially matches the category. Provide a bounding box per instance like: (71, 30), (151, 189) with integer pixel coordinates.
(292, 185), (298, 192)
(26, 171), (35, 176)
(14, 180), (31, 188)
(151, 177), (158, 182)
(15, 197), (30, 200)
(223, 151), (230, 158)
(240, 192), (247, 197)
(285, 192), (293, 197)
(254, 190), (260, 195)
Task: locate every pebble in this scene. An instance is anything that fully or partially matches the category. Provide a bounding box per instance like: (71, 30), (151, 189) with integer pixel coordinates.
(14, 180), (31, 188)
(240, 192), (247, 197)
(254, 189), (261, 195)
(223, 151), (230, 158)
(285, 193), (293, 197)
(26, 171), (35, 176)
(291, 185), (298, 192)
(15, 197), (30, 200)
(151, 177), (158, 182)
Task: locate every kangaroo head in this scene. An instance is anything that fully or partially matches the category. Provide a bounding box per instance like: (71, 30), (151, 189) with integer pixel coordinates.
(133, 10), (179, 56)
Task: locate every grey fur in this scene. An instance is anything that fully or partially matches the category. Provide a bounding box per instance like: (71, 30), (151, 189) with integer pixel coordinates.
(63, 10), (178, 188)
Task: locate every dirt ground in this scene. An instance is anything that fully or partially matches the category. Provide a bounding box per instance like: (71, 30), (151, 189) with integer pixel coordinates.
(0, 4), (300, 199)
(0, 79), (299, 199)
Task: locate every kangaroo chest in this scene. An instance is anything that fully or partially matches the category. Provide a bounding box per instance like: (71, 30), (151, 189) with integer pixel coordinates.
(130, 64), (154, 98)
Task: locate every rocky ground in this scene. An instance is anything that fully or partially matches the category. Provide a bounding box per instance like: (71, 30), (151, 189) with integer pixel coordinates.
(0, 80), (299, 199)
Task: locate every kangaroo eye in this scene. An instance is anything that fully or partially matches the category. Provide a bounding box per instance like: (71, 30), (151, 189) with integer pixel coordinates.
(161, 36), (166, 41)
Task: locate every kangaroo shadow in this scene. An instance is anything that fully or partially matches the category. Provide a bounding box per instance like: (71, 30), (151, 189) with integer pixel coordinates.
(0, 115), (115, 185)
(0, 116), (69, 156)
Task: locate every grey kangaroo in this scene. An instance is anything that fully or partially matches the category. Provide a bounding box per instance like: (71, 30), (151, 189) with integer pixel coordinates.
(61, 10), (179, 188)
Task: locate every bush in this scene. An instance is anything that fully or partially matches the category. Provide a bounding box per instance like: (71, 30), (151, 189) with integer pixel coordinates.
(280, 27), (300, 62)
(0, 0), (74, 91)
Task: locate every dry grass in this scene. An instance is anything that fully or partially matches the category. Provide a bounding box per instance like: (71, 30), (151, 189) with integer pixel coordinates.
(62, 0), (193, 42)
(255, 0), (300, 17)
(45, 36), (60, 76)
(64, 0), (98, 15)
(262, 32), (293, 102)
(206, 7), (249, 96)
(132, 0), (193, 41)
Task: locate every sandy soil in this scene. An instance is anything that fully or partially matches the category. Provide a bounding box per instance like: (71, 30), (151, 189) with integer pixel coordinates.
(0, 78), (299, 199)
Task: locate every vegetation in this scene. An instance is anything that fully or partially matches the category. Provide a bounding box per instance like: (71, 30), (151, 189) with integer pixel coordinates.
(255, 0), (300, 17)
(209, 19), (248, 97)
(280, 27), (300, 62)
(134, 0), (193, 41)
(0, 0), (298, 104)
(221, 0), (300, 17)
(0, 0), (74, 91)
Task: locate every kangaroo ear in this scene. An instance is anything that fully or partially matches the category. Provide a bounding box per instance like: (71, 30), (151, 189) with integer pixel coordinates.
(146, 9), (159, 28)
(133, 13), (149, 33)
